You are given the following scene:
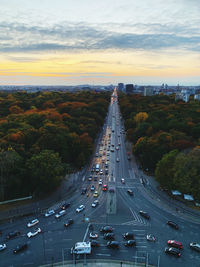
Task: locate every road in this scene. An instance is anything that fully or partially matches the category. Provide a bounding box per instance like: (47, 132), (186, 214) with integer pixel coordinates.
(0, 89), (200, 267)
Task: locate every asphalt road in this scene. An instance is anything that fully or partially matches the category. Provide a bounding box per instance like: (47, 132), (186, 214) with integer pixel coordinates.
(1, 90), (200, 267)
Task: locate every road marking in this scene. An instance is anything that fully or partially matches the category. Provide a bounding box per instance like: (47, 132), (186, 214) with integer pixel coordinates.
(83, 223), (90, 242)
(96, 253), (111, 256)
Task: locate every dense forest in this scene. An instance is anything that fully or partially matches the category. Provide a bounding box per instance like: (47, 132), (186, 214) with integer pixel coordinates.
(0, 90), (110, 200)
(119, 93), (200, 201)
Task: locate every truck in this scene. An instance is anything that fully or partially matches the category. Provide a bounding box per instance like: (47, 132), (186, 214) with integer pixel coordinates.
(71, 241), (91, 254)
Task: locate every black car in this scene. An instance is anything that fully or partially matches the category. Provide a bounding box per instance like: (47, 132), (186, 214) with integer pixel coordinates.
(166, 221), (179, 230)
(100, 226), (113, 233)
(91, 240), (100, 247)
(64, 219), (74, 227)
(123, 232), (134, 240)
(139, 210), (150, 219)
(124, 240), (136, 247)
(81, 188), (87, 195)
(104, 233), (115, 240)
(127, 189), (133, 196)
(6, 230), (21, 240)
(165, 247), (181, 257)
(61, 203), (70, 210)
(107, 241), (119, 249)
(13, 243), (28, 254)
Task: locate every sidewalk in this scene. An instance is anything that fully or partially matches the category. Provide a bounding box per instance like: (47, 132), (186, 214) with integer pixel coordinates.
(40, 259), (155, 267)
(126, 141), (200, 224)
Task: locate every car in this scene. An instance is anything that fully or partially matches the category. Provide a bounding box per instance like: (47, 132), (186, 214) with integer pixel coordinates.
(165, 247), (181, 257)
(121, 178), (125, 184)
(45, 210), (55, 217)
(6, 230), (21, 240)
(123, 232), (134, 240)
(95, 153), (98, 157)
(100, 226), (113, 233)
(100, 169), (103, 175)
(0, 244), (6, 251)
(88, 176), (92, 181)
(146, 234), (156, 242)
(127, 189), (133, 196)
(13, 243), (28, 254)
(91, 240), (100, 247)
(104, 233), (115, 240)
(81, 188), (87, 195)
(89, 232), (98, 239)
(92, 200), (99, 208)
(27, 219), (39, 228)
(90, 185), (95, 191)
(55, 210), (66, 218)
(111, 148), (114, 152)
(107, 152), (110, 156)
(102, 184), (108, 191)
(124, 240), (136, 247)
(109, 188), (115, 193)
(99, 179), (103, 185)
(27, 228), (41, 238)
(107, 241), (119, 248)
(168, 240), (183, 249)
(61, 203), (70, 210)
(116, 146), (119, 150)
(94, 175), (98, 181)
(93, 191), (99, 197)
(64, 219), (74, 227)
(166, 220), (179, 230)
(116, 158), (120, 162)
(190, 242), (200, 252)
(139, 210), (150, 219)
(76, 205), (85, 213)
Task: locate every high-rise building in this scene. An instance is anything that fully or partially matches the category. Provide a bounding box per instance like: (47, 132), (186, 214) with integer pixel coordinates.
(125, 84), (134, 93)
(144, 86), (153, 96)
(117, 83), (124, 92)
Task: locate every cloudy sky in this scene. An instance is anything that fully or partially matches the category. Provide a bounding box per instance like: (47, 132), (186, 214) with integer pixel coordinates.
(0, 0), (199, 85)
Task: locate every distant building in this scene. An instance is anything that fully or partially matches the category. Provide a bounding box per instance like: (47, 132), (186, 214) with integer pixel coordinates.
(194, 94), (200, 101)
(144, 86), (153, 96)
(175, 92), (190, 102)
(125, 84), (134, 93)
(117, 83), (124, 92)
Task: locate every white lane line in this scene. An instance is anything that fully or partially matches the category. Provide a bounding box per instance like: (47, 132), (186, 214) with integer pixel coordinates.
(83, 223), (90, 242)
(96, 253), (111, 256)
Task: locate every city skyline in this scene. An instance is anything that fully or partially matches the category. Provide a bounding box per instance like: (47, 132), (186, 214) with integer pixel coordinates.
(0, 0), (200, 85)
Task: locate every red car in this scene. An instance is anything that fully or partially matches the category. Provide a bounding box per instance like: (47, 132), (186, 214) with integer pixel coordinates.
(102, 185), (107, 191)
(168, 240), (183, 249)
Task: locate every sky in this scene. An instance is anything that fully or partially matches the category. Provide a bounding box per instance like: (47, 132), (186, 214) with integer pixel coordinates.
(0, 0), (200, 85)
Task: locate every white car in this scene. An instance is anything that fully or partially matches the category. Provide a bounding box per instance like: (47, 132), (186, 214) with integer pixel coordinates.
(146, 234), (156, 242)
(116, 146), (119, 150)
(76, 205), (85, 213)
(99, 179), (103, 185)
(92, 200), (99, 208)
(27, 228), (41, 238)
(121, 178), (125, 184)
(116, 158), (120, 162)
(45, 210), (55, 217)
(27, 219), (39, 228)
(55, 210), (66, 219)
(100, 169), (103, 175)
(0, 244), (6, 251)
(89, 232), (98, 239)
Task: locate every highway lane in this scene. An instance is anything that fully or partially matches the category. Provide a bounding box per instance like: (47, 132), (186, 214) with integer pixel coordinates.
(1, 91), (200, 267)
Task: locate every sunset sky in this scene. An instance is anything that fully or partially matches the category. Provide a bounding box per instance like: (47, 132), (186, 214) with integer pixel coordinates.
(0, 0), (199, 85)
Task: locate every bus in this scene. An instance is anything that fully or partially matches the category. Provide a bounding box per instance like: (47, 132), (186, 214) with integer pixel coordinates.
(96, 164), (100, 172)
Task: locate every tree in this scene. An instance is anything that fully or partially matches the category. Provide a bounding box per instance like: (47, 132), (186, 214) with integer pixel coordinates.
(26, 150), (64, 195)
(155, 150), (179, 189)
(134, 112), (148, 124)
